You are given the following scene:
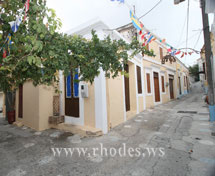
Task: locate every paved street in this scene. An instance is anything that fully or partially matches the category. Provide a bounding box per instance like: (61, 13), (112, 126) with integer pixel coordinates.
(0, 82), (215, 176)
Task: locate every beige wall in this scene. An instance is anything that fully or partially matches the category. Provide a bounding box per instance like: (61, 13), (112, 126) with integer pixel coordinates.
(16, 81), (40, 130)
(16, 82), (54, 131)
(84, 83), (95, 128)
(138, 96), (144, 112)
(38, 85), (53, 131)
(106, 75), (125, 129)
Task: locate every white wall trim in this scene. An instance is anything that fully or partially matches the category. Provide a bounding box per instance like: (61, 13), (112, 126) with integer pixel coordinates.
(94, 68), (108, 134)
(134, 64), (139, 114)
(122, 74), (127, 122)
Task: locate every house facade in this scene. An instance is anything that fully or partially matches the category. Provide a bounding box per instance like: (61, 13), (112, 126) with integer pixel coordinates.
(15, 20), (190, 134)
(197, 32), (215, 94)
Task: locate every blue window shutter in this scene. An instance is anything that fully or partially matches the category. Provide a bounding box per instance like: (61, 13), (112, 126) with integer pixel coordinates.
(73, 69), (79, 98)
(66, 73), (72, 98)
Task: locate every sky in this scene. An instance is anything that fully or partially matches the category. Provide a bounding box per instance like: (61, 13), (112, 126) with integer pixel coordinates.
(47, 0), (214, 67)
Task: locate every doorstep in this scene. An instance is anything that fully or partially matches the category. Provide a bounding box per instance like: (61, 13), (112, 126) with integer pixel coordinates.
(50, 123), (103, 137)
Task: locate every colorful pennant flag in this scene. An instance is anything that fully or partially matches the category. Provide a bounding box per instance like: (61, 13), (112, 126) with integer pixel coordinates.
(161, 39), (166, 43)
(175, 51), (181, 55)
(24, 0), (30, 21)
(130, 10), (142, 31)
(150, 37), (156, 43)
(139, 30), (142, 35)
(146, 35), (154, 44)
(110, 0), (124, 3)
(9, 17), (22, 33)
(167, 48), (172, 52)
(6, 34), (12, 54)
(181, 53), (185, 58)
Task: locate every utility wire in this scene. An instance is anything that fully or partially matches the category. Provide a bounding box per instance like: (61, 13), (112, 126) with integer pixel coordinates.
(185, 0), (190, 63)
(105, 0), (163, 31)
(138, 0), (162, 20)
(176, 14), (187, 47)
(193, 29), (202, 49)
(177, 31), (201, 47)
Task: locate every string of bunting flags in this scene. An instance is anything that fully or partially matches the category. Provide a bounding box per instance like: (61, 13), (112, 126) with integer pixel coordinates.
(0, 0), (30, 55)
(110, 0), (199, 59)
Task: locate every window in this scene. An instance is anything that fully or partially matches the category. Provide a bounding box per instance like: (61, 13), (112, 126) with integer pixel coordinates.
(161, 76), (165, 92)
(159, 47), (163, 60)
(146, 73), (151, 93)
(136, 66), (142, 94)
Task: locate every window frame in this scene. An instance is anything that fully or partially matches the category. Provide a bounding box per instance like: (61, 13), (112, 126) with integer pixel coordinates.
(161, 75), (166, 94)
(145, 70), (152, 95)
(136, 66), (142, 94)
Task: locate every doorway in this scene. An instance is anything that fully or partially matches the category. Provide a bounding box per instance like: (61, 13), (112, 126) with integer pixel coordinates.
(153, 72), (161, 102)
(65, 72), (79, 117)
(124, 64), (130, 111)
(169, 75), (174, 99)
(178, 77), (182, 95)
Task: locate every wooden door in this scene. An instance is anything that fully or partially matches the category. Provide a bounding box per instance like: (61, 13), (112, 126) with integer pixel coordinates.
(65, 72), (79, 117)
(178, 77), (182, 95)
(124, 64), (130, 111)
(169, 78), (174, 99)
(18, 85), (23, 118)
(153, 72), (160, 102)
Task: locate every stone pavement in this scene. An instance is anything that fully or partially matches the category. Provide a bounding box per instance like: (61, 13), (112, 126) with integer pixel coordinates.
(0, 82), (214, 176)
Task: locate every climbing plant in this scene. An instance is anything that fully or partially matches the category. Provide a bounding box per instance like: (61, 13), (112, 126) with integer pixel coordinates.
(0, 0), (155, 93)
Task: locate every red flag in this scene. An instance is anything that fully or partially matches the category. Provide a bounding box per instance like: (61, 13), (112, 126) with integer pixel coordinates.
(140, 23), (144, 28)
(3, 49), (6, 58)
(141, 34), (145, 41)
(162, 39), (166, 43)
(139, 30), (142, 35)
(185, 52), (187, 55)
(175, 51), (181, 55)
(24, 0), (30, 21)
(181, 53), (185, 58)
(188, 52), (193, 55)
(167, 48), (171, 52)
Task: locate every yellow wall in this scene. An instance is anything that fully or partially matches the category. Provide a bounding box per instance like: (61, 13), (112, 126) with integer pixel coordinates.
(138, 96), (144, 112)
(84, 83), (95, 128)
(128, 62), (137, 114)
(38, 85), (53, 131)
(16, 81), (40, 130)
(106, 75), (125, 129)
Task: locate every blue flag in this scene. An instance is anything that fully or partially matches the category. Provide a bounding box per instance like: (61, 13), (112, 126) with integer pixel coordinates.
(111, 0), (124, 3)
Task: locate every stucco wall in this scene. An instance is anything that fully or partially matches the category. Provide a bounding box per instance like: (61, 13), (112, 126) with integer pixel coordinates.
(38, 85), (53, 131)
(138, 96), (144, 112)
(16, 81), (40, 130)
(128, 62), (137, 114)
(84, 83), (96, 128)
(106, 75), (125, 128)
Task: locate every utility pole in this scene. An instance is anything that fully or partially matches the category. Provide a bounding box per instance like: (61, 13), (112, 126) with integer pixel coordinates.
(201, 0), (215, 121)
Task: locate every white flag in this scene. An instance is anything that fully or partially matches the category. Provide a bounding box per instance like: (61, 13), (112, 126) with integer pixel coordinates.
(9, 17), (22, 33)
